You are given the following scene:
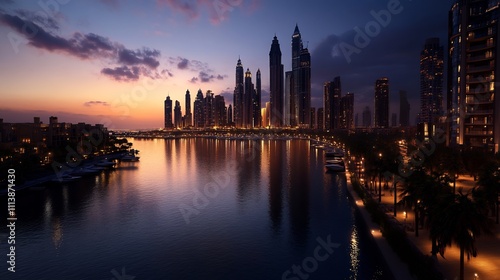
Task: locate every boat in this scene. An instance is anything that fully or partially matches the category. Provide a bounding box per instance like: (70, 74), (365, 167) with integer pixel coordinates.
(51, 174), (81, 183)
(326, 158), (343, 164)
(95, 159), (116, 168)
(325, 149), (344, 158)
(325, 163), (345, 172)
(121, 153), (140, 162)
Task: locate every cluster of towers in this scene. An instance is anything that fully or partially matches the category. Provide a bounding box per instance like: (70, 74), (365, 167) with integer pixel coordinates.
(234, 24), (311, 129)
(164, 89), (229, 129)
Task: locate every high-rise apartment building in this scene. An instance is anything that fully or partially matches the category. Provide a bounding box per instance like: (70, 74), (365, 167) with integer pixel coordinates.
(448, 0), (500, 153)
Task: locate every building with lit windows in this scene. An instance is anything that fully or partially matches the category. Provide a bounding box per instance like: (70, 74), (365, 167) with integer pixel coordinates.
(448, 0), (500, 153)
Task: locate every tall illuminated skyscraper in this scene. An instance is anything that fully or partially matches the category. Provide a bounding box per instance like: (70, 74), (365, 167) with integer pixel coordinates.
(374, 78), (389, 129)
(291, 24), (311, 128)
(269, 35), (284, 127)
(419, 38), (443, 135)
(448, 0), (500, 153)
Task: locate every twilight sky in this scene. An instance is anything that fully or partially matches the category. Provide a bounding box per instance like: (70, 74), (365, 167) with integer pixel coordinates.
(0, 0), (454, 129)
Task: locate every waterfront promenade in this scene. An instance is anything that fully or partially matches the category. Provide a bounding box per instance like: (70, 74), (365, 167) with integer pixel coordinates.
(345, 176), (415, 279)
(373, 175), (500, 280)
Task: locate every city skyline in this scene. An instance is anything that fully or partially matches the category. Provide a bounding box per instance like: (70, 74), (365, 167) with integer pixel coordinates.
(0, 1), (454, 129)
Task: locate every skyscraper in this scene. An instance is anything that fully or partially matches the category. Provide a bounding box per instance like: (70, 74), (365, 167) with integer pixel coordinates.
(324, 77), (342, 131)
(341, 92), (354, 130)
(420, 38), (444, 125)
(194, 89), (204, 128)
(269, 36), (284, 127)
(214, 95), (226, 127)
(399, 90), (410, 127)
(291, 24), (311, 128)
(228, 104), (233, 126)
(204, 90), (215, 127)
(374, 78), (389, 128)
(284, 71), (292, 126)
(317, 108), (324, 130)
(164, 96), (173, 129)
(174, 100), (182, 128)
(234, 58), (244, 128)
(448, 0), (500, 153)
(184, 89), (192, 127)
(244, 68), (254, 128)
(254, 69), (262, 127)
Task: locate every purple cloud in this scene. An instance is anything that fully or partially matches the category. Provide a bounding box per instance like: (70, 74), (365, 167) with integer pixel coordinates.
(101, 66), (140, 81)
(0, 11), (162, 82)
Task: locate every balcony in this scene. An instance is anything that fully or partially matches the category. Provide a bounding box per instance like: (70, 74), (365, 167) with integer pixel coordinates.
(467, 54), (494, 63)
(466, 109), (494, 115)
(467, 65), (494, 73)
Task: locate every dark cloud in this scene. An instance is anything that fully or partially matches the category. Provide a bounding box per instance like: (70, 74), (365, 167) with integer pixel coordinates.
(189, 77), (199, 83)
(84, 101), (110, 107)
(161, 69), (174, 77)
(101, 66), (140, 81)
(0, 11), (162, 82)
(177, 58), (189, 69)
(15, 9), (60, 31)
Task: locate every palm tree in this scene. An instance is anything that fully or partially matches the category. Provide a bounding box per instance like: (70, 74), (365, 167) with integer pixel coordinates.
(430, 190), (493, 280)
(477, 162), (500, 224)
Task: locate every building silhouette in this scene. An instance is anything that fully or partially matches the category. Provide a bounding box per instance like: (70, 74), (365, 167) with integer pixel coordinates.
(243, 68), (254, 128)
(420, 38), (444, 125)
(228, 104), (233, 126)
(164, 96), (173, 129)
(340, 92), (354, 130)
(174, 100), (182, 128)
(284, 71), (293, 126)
(399, 90), (410, 127)
(323, 76), (342, 131)
(233, 58), (244, 128)
(254, 69), (262, 127)
(184, 89), (192, 127)
(194, 89), (204, 128)
(374, 78), (389, 128)
(269, 36), (284, 127)
(448, 0), (499, 153)
(317, 108), (324, 130)
(291, 24), (311, 128)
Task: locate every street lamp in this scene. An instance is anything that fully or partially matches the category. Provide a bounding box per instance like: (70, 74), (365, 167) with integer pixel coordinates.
(415, 200), (420, 237)
(378, 153), (383, 203)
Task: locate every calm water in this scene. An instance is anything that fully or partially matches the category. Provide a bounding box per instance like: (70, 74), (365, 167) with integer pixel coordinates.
(1, 138), (393, 280)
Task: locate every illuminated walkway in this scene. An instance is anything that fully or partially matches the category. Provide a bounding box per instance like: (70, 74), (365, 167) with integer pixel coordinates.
(375, 175), (500, 280)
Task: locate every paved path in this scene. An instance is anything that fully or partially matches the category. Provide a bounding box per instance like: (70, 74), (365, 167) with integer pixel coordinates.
(345, 176), (416, 280)
(376, 175), (500, 280)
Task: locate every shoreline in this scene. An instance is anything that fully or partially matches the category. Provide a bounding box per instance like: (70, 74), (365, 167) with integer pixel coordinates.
(344, 175), (415, 280)
(0, 151), (127, 195)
